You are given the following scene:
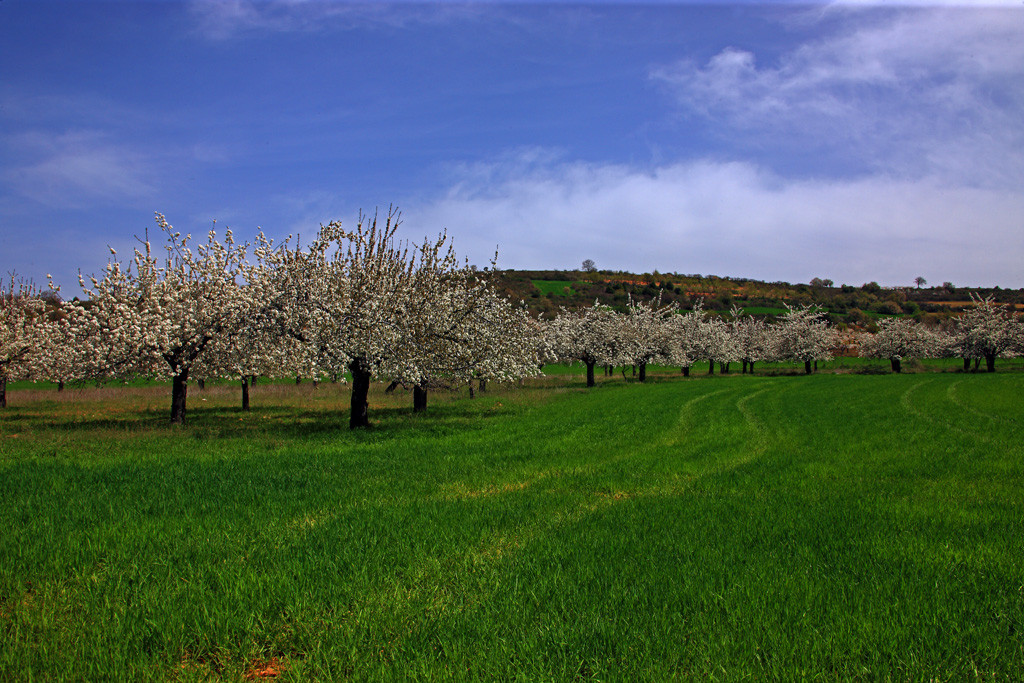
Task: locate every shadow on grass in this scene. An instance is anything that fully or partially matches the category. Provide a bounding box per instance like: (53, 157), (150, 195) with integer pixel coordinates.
(1, 394), (519, 446)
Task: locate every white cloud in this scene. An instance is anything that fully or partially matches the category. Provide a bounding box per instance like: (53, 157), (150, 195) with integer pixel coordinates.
(409, 151), (1024, 288)
(3, 131), (157, 207)
(651, 7), (1024, 188)
(188, 0), (487, 40)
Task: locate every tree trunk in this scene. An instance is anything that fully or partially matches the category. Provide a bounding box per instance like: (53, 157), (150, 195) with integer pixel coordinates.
(682, 366), (690, 377)
(804, 360), (813, 375)
(891, 358), (902, 373)
(468, 380), (475, 399)
(721, 362), (729, 374)
(708, 360), (714, 375)
(974, 358), (981, 372)
(985, 353), (996, 373)
(631, 365), (636, 377)
(479, 379), (487, 392)
(0, 374), (7, 408)
(57, 380), (65, 392)
(348, 358), (371, 429)
(638, 362), (647, 383)
(296, 376), (302, 384)
(170, 368), (189, 425)
(241, 376), (250, 411)
(413, 384), (427, 412)
(963, 358), (971, 372)
(197, 378), (205, 390)
(749, 362), (755, 374)
(814, 361), (818, 372)
(741, 361), (748, 374)
(251, 375), (258, 385)
(384, 380), (400, 394)
(586, 361), (596, 387)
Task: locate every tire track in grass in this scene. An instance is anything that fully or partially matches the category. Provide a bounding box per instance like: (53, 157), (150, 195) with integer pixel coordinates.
(276, 383), (792, 656)
(735, 388), (770, 451)
(659, 388), (729, 448)
(901, 379), (994, 443)
(946, 379), (1019, 425)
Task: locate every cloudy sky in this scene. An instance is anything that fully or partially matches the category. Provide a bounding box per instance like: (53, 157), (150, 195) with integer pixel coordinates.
(2, 1), (1022, 292)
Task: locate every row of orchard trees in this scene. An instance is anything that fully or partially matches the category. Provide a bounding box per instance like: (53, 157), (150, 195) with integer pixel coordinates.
(1, 210), (541, 425)
(546, 297), (841, 387)
(545, 295), (1024, 386)
(4, 212), (1023, 420)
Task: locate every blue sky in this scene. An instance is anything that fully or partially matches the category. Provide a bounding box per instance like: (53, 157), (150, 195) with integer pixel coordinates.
(2, 1), (1022, 293)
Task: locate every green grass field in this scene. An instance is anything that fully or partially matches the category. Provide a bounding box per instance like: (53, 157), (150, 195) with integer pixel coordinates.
(532, 280), (582, 297)
(1, 369), (1022, 680)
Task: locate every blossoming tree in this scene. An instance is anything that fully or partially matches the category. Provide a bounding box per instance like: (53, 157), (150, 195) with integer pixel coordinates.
(77, 214), (252, 424)
(1, 274), (51, 408)
(860, 317), (936, 373)
(773, 304), (839, 374)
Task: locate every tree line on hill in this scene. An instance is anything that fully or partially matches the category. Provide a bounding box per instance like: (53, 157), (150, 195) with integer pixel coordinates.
(3, 213), (1023, 425)
(499, 268), (1024, 324)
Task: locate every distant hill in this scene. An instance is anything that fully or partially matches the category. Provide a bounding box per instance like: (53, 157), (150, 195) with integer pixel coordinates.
(490, 269), (1024, 328)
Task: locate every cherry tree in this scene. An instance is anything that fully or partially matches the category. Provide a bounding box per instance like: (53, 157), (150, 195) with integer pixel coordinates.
(948, 294), (1022, 372)
(548, 301), (618, 387)
(394, 264), (540, 411)
(698, 311), (737, 374)
(614, 294), (677, 382)
(859, 317), (935, 373)
(665, 301), (705, 376)
(773, 304), (839, 374)
(35, 300), (94, 391)
(1, 274), (51, 407)
(77, 214), (252, 424)
(263, 208), (534, 427)
(730, 306), (772, 374)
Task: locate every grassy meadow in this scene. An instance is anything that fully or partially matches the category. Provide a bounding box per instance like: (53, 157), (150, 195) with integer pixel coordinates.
(1, 367), (1022, 680)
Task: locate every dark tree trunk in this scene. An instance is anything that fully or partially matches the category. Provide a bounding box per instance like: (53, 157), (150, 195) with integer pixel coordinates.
(891, 358), (902, 373)
(384, 380), (400, 394)
(468, 379), (476, 399)
(620, 367), (628, 380)
(479, 379), (487, 392)
(251, 375), (258, 385)
(296, 376), (302, 384)
(586, 361), (596, 387)
(814, 361), (818, 371)
(741, 361), (748, 374)
(197, 378), (205, 390)
(708, 361), (714, 375)
(985, 353), (996, 373)
(331, 373), (339, 384)
(413, 384), (427, 412)
(0, 375), (7, 408)
(170, 369), (189, 425)
(241, 376), (250, 411)
(57, 380), (65, 392)
(749, 362), (755, 374)
(974, 358), (981, 371)
(631, 365), (636, 377)
(804, 360), (813, 374)
(963, 357), (971, 372)
(638, 362), (647, 383)
(348, 359), (371, 429)
(605, 365), (612, 377)
(682, 366), (690, 377)
(721, 362), (729, 374)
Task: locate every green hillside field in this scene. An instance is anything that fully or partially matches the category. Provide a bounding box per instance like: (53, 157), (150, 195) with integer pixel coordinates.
(1, 369), (1022, 680)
